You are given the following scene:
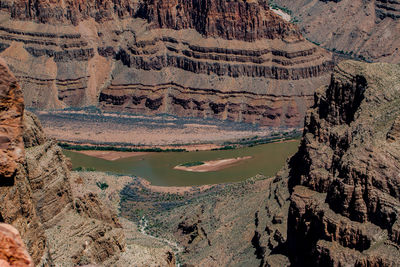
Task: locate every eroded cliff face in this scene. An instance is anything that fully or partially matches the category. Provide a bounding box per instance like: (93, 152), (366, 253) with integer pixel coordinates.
(0, 0), (333, 127)
(137, 0), (301, 41)
(286, 60), (400, 266)
(0, 58), (24, 184)
(273, 0), (400, 63)
(0, 61), (48, 266)
(0, 59), (126, 266)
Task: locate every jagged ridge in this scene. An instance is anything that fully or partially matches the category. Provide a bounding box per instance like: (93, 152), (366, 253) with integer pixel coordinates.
(286, 60), (400, 266)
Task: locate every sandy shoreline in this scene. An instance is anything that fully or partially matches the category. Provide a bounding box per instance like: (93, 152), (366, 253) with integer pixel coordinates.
(174, 156), (252, 172)
(72, 150), (150, 161)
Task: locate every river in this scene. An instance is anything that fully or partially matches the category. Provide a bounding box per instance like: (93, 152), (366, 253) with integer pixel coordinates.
(63, 140), (299, 186)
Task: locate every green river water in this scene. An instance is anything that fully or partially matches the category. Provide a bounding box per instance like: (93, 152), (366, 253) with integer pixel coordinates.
(63, 141), (299, 186)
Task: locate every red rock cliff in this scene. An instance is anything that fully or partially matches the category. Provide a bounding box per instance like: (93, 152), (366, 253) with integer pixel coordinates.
(0, 59), (24, 184)
(137, 0), (302, 41)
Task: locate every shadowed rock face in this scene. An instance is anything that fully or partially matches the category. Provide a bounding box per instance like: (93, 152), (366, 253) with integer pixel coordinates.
(286, 60), (400, 266)
(0, 0), (333, 127)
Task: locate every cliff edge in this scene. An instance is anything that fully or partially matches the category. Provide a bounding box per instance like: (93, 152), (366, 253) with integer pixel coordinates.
(286, 60), (400, 265)
(0, 58), (126, 266)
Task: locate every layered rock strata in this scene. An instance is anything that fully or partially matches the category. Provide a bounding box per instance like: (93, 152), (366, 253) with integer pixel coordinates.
(0, 59), (126, 266)
(273, 0), (400, 63)
(286, 60), (400, 265)
(0, 0), (333, 127)
(148, 60), (400, 266)
(137, 0), (300, 41)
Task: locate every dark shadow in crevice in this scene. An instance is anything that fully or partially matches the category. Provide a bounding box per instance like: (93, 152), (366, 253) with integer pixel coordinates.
(0, 174), (15, 187)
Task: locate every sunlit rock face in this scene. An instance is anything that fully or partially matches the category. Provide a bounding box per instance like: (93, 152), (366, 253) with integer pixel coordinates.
(0, 0), (333, 127)
(0, 59), (126, 266)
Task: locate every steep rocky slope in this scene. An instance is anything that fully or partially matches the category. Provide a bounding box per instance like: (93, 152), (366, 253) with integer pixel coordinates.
(120, 174), (292, 266)
(0, 0), (333, 127)
(286, 60), (400, 265)
(0, 59), (127, 266)
(273, 0), (400, 63)
(0, 60), (48, 265)
(0, 58), (24, 184)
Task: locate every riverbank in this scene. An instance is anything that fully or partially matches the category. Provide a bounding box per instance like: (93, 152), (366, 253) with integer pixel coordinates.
(35, 109), (300, 148)
(59, 133), (301, 157)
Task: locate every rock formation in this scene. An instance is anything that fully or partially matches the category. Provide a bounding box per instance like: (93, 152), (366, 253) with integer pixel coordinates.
(0, 60), (48, 265)
(141, 60), (400, 266)
(286, 60), (400, 265)
(137, 0), (301, 41)
(273, 0), (400, 63)
(0, 58), (126, 266)
(0, 0), (333, 127)
(0, 223), (34, 267)
(121, 175), (292, 266)
(0, 58), (24, 184)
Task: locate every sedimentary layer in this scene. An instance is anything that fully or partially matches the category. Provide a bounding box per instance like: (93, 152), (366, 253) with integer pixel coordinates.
(139, 60), (400, 266)
(286, 60), (400, 265)
(274, 0), (400, 63)
(0, 0), (333, 127)
(0, 59), (126, 266)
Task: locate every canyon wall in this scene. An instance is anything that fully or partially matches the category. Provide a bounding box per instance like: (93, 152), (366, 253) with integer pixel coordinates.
(285, 60), (400, 265)
(273, 0), (400, 63)
(0, 0), (334, 127)
(0, 59), (126, 266)
(115, 59), (400, 266)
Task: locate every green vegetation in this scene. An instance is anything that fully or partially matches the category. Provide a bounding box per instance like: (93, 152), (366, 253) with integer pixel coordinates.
(211, 145), (236, 151)
(222, 130), (302, 147)
(269, 1), (292, 15)
(96, 181), (109, 190)
(58, 143), (186, 152)
(73, 166), (96, 172)
(180, 161), (205, 167)
(332, 49), (371, 62)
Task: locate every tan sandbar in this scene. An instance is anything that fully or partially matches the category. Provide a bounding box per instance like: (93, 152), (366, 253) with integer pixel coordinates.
(174, 156), (252, 172)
